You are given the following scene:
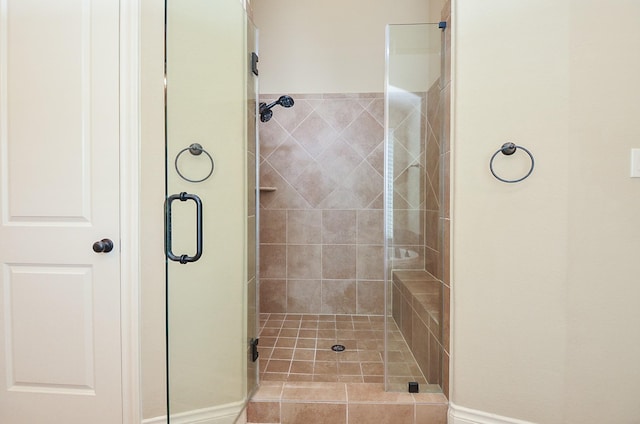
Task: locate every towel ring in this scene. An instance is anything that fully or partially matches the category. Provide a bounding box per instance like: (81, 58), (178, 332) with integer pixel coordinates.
(175, 143), (215, 183)
(489, 142), (535, 183)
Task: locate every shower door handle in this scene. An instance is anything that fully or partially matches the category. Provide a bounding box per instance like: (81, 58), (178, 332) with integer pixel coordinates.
(165, 192), (203, 264)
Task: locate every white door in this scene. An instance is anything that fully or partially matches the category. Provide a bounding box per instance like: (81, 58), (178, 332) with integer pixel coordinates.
(0, 1), (122, 423)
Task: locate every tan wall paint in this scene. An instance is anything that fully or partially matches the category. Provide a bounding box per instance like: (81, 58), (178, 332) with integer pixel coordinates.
(388, 24), (441, 93)
(166, 0), (247, 416)
(140, 0), (250, 418)
(452, 1), (640, 422)
(140, 0), (166, 419)
(253, 0), (443, 94)
(564, 2), (640, 421)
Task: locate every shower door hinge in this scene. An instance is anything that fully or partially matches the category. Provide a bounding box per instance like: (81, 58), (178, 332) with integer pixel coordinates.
(250, 338), (259, 362)
(251, 52), (259, 76)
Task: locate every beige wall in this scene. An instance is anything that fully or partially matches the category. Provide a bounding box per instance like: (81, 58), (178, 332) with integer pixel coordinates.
(140, 0), (166, 418)
(253, 0), (443, 94)
(451, 1), (640, 423)
(140, 0), (252, 419)
(165, 0), (248, 414)
(387, 24), (440, 93)
(564, 2), (640, 421)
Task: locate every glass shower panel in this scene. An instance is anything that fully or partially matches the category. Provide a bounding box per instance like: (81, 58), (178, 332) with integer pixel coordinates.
(246, 18), (259, 398)
(384, 23), (443, 393)
(165, 0), (257, 421)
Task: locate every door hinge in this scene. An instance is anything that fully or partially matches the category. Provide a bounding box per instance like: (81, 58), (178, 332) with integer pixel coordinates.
(251, 52), (259, 76)
(250, 338), (259, 362)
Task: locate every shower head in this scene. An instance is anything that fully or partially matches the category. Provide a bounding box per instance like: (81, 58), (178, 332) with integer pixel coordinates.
(259, 95), (295, 122)
(277, 95), (294, 108)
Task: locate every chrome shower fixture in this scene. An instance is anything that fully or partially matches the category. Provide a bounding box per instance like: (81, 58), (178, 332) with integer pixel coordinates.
(259, 95), (294, 123)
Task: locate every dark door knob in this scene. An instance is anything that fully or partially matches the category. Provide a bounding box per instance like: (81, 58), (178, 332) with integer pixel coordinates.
(93, 238), (114, 253)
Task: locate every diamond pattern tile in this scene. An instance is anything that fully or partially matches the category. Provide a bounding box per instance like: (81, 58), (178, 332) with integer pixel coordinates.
(291, 111), (339, 158)
(260, 94), (386, 211)
(265, 137), (314, 182)
(341, 111), (384, 159)
(315, 99), (365, 132)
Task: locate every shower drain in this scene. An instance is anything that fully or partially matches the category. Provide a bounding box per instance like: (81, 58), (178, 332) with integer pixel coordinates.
(331, 344), (346, 352)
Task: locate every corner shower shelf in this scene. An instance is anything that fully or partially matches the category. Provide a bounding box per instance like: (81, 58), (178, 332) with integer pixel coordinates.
(259, 187), (277, 192)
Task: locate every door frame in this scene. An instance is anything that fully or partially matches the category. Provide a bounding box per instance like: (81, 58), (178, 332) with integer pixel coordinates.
(119, 1), (142, 423)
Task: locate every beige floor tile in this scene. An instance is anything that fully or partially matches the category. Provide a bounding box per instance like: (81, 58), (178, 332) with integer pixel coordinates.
(247, 401), (280, 423)
(282, 382), (347, 402)
(258, 313), (429, 391)
(348, 403), (414, 424)
(281, 402), (346, 424)
(346, 383), (414, 403)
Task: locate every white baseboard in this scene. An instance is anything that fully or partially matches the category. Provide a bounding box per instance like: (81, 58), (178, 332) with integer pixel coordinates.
(143, 400), (246, 424)
(448, 402), (537, 424)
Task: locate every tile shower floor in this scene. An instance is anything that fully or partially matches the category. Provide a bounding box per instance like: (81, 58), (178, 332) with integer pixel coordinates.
(259, 313), (433, 391)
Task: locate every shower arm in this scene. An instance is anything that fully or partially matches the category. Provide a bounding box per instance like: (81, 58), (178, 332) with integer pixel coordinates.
(259, 96), (294, 113)
(259, 95), (295, 123)
(259, 100), (280, 112)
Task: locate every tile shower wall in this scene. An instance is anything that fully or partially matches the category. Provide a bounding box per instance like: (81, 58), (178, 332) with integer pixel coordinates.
(389, 90), (427, 273)
(259, 93), (385, 316)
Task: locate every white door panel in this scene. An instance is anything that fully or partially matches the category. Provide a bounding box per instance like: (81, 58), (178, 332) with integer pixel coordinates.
(5, 264), (95, 393)
(0, 0), (122, 423)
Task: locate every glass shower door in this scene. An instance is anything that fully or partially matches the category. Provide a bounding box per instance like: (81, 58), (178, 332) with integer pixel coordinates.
(165, 0), (258, 421)
(384, 23), (444, 393)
